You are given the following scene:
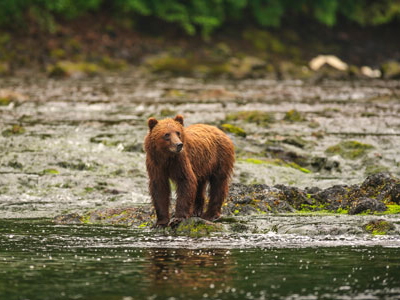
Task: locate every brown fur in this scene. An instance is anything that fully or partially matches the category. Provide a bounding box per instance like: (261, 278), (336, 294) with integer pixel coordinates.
(144, 115), (235, 226)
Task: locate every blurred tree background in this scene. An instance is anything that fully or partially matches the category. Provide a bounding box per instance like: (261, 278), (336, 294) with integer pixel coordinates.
(1, 0), (399, 36)
(0, 0), (399, 77)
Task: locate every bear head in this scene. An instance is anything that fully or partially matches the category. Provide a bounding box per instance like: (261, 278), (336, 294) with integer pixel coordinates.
(146, 115), (185, 154)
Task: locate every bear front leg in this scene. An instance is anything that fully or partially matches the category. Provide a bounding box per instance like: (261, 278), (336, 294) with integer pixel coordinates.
(192, 180), (206, 217)
(149, 178), (171, 227)
(174, 172), (197, 220)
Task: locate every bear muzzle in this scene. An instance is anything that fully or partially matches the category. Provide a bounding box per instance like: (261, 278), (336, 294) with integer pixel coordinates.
(176, 143), (183, 152)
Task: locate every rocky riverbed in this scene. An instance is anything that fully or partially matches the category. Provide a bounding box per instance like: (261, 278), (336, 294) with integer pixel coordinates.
(1, 73), (400, 227)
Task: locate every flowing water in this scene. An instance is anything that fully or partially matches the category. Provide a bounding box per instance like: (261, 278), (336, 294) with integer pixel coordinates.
(1, 219), (400, 300)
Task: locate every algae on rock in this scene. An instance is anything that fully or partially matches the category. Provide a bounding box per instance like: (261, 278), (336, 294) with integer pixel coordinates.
(326, 140), (374, 160)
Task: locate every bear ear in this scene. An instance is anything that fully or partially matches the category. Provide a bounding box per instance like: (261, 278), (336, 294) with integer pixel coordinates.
(174, 115), (184, 126)
(148, 117), (158, 131)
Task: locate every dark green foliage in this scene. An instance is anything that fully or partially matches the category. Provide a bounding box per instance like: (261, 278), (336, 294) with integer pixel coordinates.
(1, 0), (399, 36)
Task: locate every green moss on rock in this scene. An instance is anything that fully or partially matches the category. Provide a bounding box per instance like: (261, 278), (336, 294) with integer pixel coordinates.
(0, 97), (11, 106)
(364, 219), (395, 235)
(41, 169), (59, 175)
(326, 140), (374, 159)
(2, 125), (25, 137)
(221, 124), (246, 137)
(384, 205), (400, 214)
(284, 109), (305, 122)
(159, 108), (177, 117)
(242, 158), (311, 173)
(174, 218), (221, 237)
(146, 55), (192, 74)
(381, 61), (400, 79)
(48, 61), (101, 78)
(100, 56), (128, 71)
(226, 111), (275, 126)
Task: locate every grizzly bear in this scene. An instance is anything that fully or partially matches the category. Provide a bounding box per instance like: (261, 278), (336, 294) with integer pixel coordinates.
(144, 115), (235, 226)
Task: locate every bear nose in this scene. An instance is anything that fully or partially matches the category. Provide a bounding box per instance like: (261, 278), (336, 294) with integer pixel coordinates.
(176, 143), (183, 152)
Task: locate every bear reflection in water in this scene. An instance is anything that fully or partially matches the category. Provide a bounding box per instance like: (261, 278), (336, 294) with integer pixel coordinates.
(144, 248), (233, 294)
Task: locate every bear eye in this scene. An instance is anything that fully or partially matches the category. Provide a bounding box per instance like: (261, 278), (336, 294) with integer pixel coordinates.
(176, 131), (180, 137)
(164, 133), (170, 140)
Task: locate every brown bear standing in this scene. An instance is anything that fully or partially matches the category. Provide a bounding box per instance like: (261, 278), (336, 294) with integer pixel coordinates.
(144, 115), (235, 226)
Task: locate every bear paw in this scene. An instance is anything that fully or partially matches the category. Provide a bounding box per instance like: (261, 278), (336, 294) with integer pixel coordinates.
(168, 217), (184, 228)
(201, 212), (221, 222)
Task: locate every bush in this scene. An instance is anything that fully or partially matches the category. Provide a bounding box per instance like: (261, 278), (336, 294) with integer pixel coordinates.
(1, 0), (399, 36)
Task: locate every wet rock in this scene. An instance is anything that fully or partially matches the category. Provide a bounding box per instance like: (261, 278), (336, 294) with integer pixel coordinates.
(7, 161), (23, 169)
(349, 197), (387, 215)
(47, 61), (101, 78)
(159, 108), (177, 117)
(283, 109), (306, 122)
(325, 140), (374, 160)
(282, 137), (307, 149)
(310, 156), (339, 172)
(54, 213), (82, 224)
(309, 55), (348, 71)
(145, 54), (193, 75)
(312, 185), (355, 211)
(0, 96), (11, 106)
(364, 163), (390, 176)
(123, 142), (144, 153)
(55, 207), (156, 227)
(57, 161), (93, 171)
(100, 56), (127, 71)
(304, 186), (321, 195)
(174, 217), (222, 237)
(274, 185), (310, 209)
(230, 222), (249, 233)
(361, 172), (400, 202)
(225, 111), (275, 126)
(381, 61), (400, 79)
(390, 183), (400, 204)
(236, 196), (253, 205)
(278, 62), (313, 80)
(226, 183), (295, 214)
(53, 174), (400, 231)
(228, 56), (267, 79)
(361, 66), (381, 78)
(361, 172), (396, 192)
(364, 219), (395, 235)
(236, 205), (260, 215)
(0, 62), (10, 75)
(265, 145), (305, 164)
(2, 125), (25, 137)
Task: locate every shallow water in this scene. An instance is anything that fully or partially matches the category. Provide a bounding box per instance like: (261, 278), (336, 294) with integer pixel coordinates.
(1, 219), (400, 300)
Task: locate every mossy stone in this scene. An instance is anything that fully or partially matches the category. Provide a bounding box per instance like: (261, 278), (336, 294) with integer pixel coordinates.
(364, 219), (394, 235)
(284, 109), (305, 122)
(146, 55), (192, 74)
(221, 124), (246, 137)
(2, 125), (25, 137)
(326, 140), (374, 160)
(175, 218), (221, 237)
(226, 111), (275, 126)
(0, 97), (11, 106)
(48, 61), (101, 78)
(159, 109), (176, 117)
(381, 61), (400, 79)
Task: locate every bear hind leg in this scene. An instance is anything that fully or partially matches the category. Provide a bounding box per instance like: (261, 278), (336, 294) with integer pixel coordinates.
(202, 175), (229, 221)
